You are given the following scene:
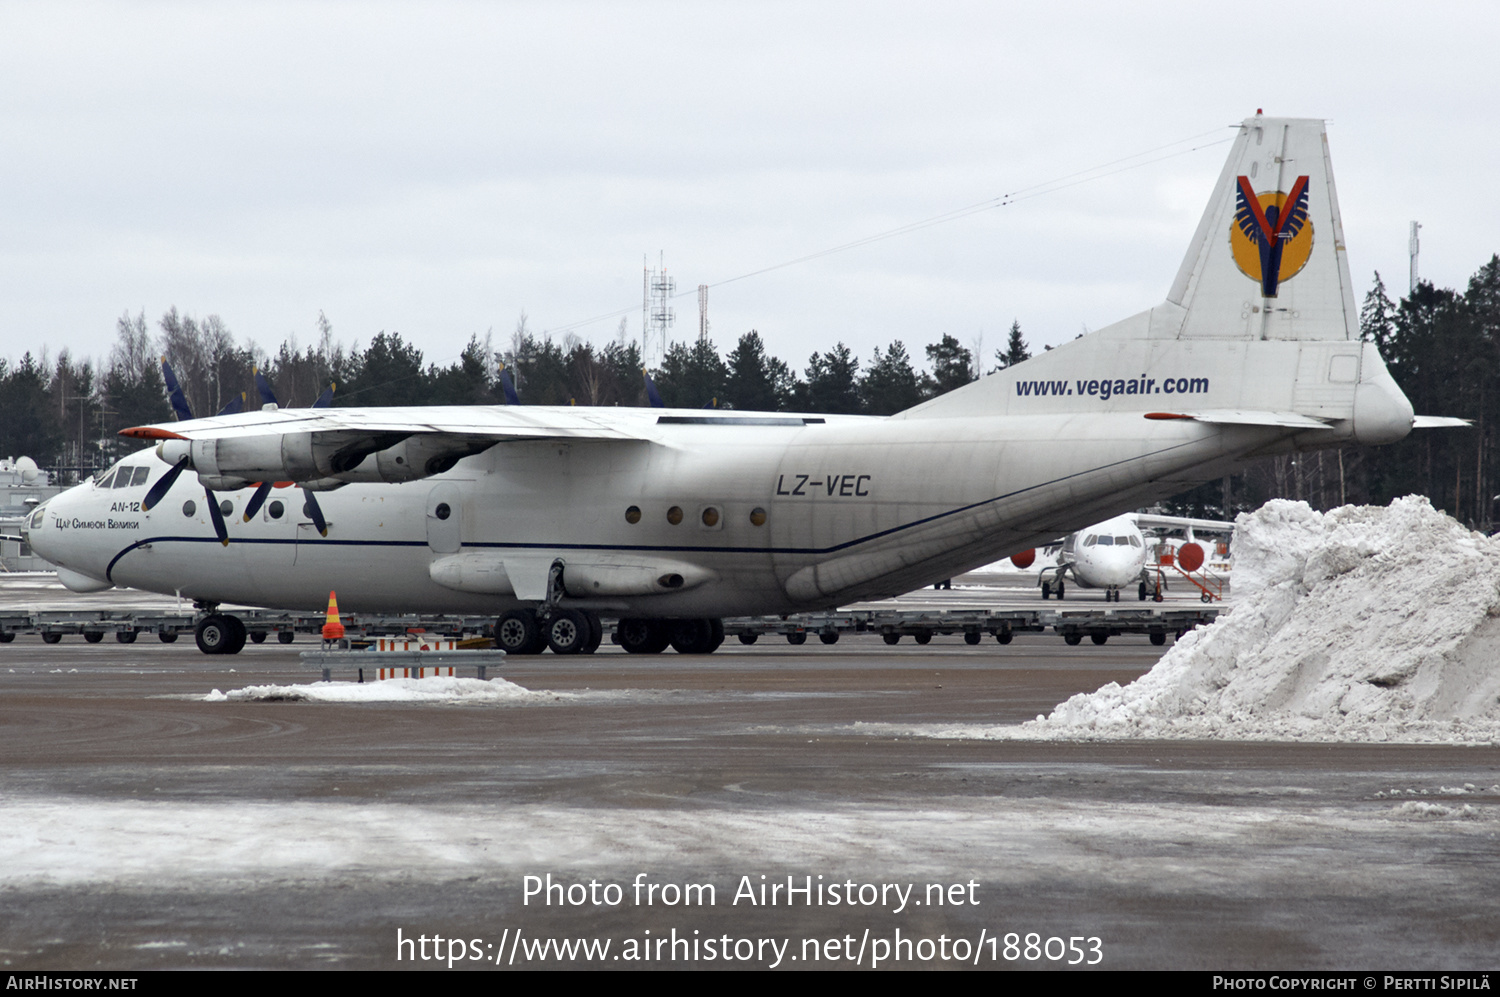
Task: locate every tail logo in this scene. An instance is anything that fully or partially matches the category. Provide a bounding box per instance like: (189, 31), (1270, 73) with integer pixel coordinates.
(1230, 175), (1312, 297)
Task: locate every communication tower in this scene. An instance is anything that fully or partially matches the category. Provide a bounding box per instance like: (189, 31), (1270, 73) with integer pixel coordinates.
(642, 254), (675, 368)
(697, 284), (709, 343)
(1409, 221), (1421, 293)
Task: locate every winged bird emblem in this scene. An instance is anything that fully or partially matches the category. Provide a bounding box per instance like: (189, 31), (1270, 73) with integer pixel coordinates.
(1233, 175), (1311, 297)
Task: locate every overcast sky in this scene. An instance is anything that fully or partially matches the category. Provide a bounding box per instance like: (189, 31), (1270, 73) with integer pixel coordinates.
(2, 1), (1496, 375)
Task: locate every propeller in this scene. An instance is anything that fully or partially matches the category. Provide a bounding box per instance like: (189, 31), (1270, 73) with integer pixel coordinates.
(643, 370), (665, 408)
(161, 359), (194, 421)
(303, 490), (329, 537)
(498, 365), (521, 405)
(203, 488), (230, 546)
(254, 368), (279, 409)
(142, 457), (191, 512)
(146, 364), (334, 545)
(242, 481), (274, 522)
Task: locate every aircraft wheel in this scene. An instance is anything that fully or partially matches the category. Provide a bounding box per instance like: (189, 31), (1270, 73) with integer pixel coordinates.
(495, 609), (545, 655)
(278, 630), (295, 644)
(617, 618), (670, 655)
(1090, 632), (1109, 645)
(670, 619), (723, 654)
(0, 631), (13, 643)
(882, 633), (901, 645)
(1201, 592), (1213, 603)
(1041, 582), (1051, 600)
(195, 614), (239, 655)
(1154, 592), (1164, 603)
(84, 631), (104, 644)
(964, 631), (981, 645)
(42, 632), (62, 644)
(1064, 632), (1082, 646)
(995, 629), (1013, 645)
(225, 617), (247, 654)
(786, 630), (807, 645)
(819, 631), (839, 645)
(913, 631), (932, 645)
(1150, 630), (1167, 646)
(582, 612), (604, 654)
(543, 608), (591, 655)
(1056, 580), (1065, 599)
(249, 631), (267, 644)
(1138, 582), (1149, 601)
(159, 631), (178, 643)
(115, 630), (137, 644)
(738, 633), (758, 645)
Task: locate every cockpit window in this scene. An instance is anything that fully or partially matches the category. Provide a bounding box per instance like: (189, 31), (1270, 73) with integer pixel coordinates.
(130, 466), (150, 486)
(1097, 536), (1114, 545)
(113, 468), (135, 488)
(96, 469), (116, 488)
(1083, 535), (1097, 546)
(1128, 535), (1141, 547)
(1114, 535), (1130, 545)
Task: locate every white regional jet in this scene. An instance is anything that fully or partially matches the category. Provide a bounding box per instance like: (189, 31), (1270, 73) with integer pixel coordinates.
(1030, 512), (1234, 602)
(24, 114), (1447, 656)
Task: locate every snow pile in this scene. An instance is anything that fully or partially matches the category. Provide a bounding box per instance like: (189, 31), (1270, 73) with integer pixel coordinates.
(204, 676), (561, 704)
(1026, 497), (1500, 743)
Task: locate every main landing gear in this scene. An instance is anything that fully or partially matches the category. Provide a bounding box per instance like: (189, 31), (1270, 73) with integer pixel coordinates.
(614, 617), (725, 655)
(494, 608), (606, 655)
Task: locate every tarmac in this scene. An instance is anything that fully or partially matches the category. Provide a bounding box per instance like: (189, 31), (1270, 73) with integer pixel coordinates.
(1, 576), (1497, 970)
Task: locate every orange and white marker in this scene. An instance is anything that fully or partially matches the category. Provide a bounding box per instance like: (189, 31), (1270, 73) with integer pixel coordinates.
(321, 591), (345, 643)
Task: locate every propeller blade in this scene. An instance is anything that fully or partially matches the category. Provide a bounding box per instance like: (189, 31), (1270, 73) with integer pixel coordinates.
(216, 393), (245, 417)
(161, 358), (194, 421)
(242, 481), (272, 522)
(204, 487), (230, 546)
(142, 458), (190, 512)
(312, 382), (335, 408)
(498, 366), (521, 405)
(303, 489), (328, 537)
(643, 370), (665, 408)
(254, 368), (279, 409)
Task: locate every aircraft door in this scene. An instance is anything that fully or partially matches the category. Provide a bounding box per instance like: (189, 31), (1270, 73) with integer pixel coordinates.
(426, 482), (463, 554)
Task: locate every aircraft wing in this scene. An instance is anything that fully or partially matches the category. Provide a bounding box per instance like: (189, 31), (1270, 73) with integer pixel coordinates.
(118, 405), (664, 490)
(1134, 513), (1237, 533)
(120, 404), (654, 445)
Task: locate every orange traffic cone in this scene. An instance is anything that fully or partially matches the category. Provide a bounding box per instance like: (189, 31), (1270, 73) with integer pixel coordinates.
(321, 590), (345, 643)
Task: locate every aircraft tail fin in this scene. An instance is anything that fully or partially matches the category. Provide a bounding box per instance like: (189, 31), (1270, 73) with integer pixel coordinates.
(896, 114), (1414, 445)
(1164, 112), (1358, 342)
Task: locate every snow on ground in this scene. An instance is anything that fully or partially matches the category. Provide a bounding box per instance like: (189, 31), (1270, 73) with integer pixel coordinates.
(204, 676), (558, 704)
(1016, 497), (1500, 743)
(2, 790), (1491, 889)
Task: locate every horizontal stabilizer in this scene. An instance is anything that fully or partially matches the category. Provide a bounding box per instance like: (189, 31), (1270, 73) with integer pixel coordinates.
(1143, 409), (1333, 429)
(1412, 415), (1471, 429)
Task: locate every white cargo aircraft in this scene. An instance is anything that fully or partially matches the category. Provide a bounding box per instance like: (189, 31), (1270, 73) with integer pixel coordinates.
(24, 114), (1450, 656)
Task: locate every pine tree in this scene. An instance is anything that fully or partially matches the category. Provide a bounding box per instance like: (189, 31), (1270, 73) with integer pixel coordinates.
(859, 341), (922, 415)
(994, 319), (1031, 370)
